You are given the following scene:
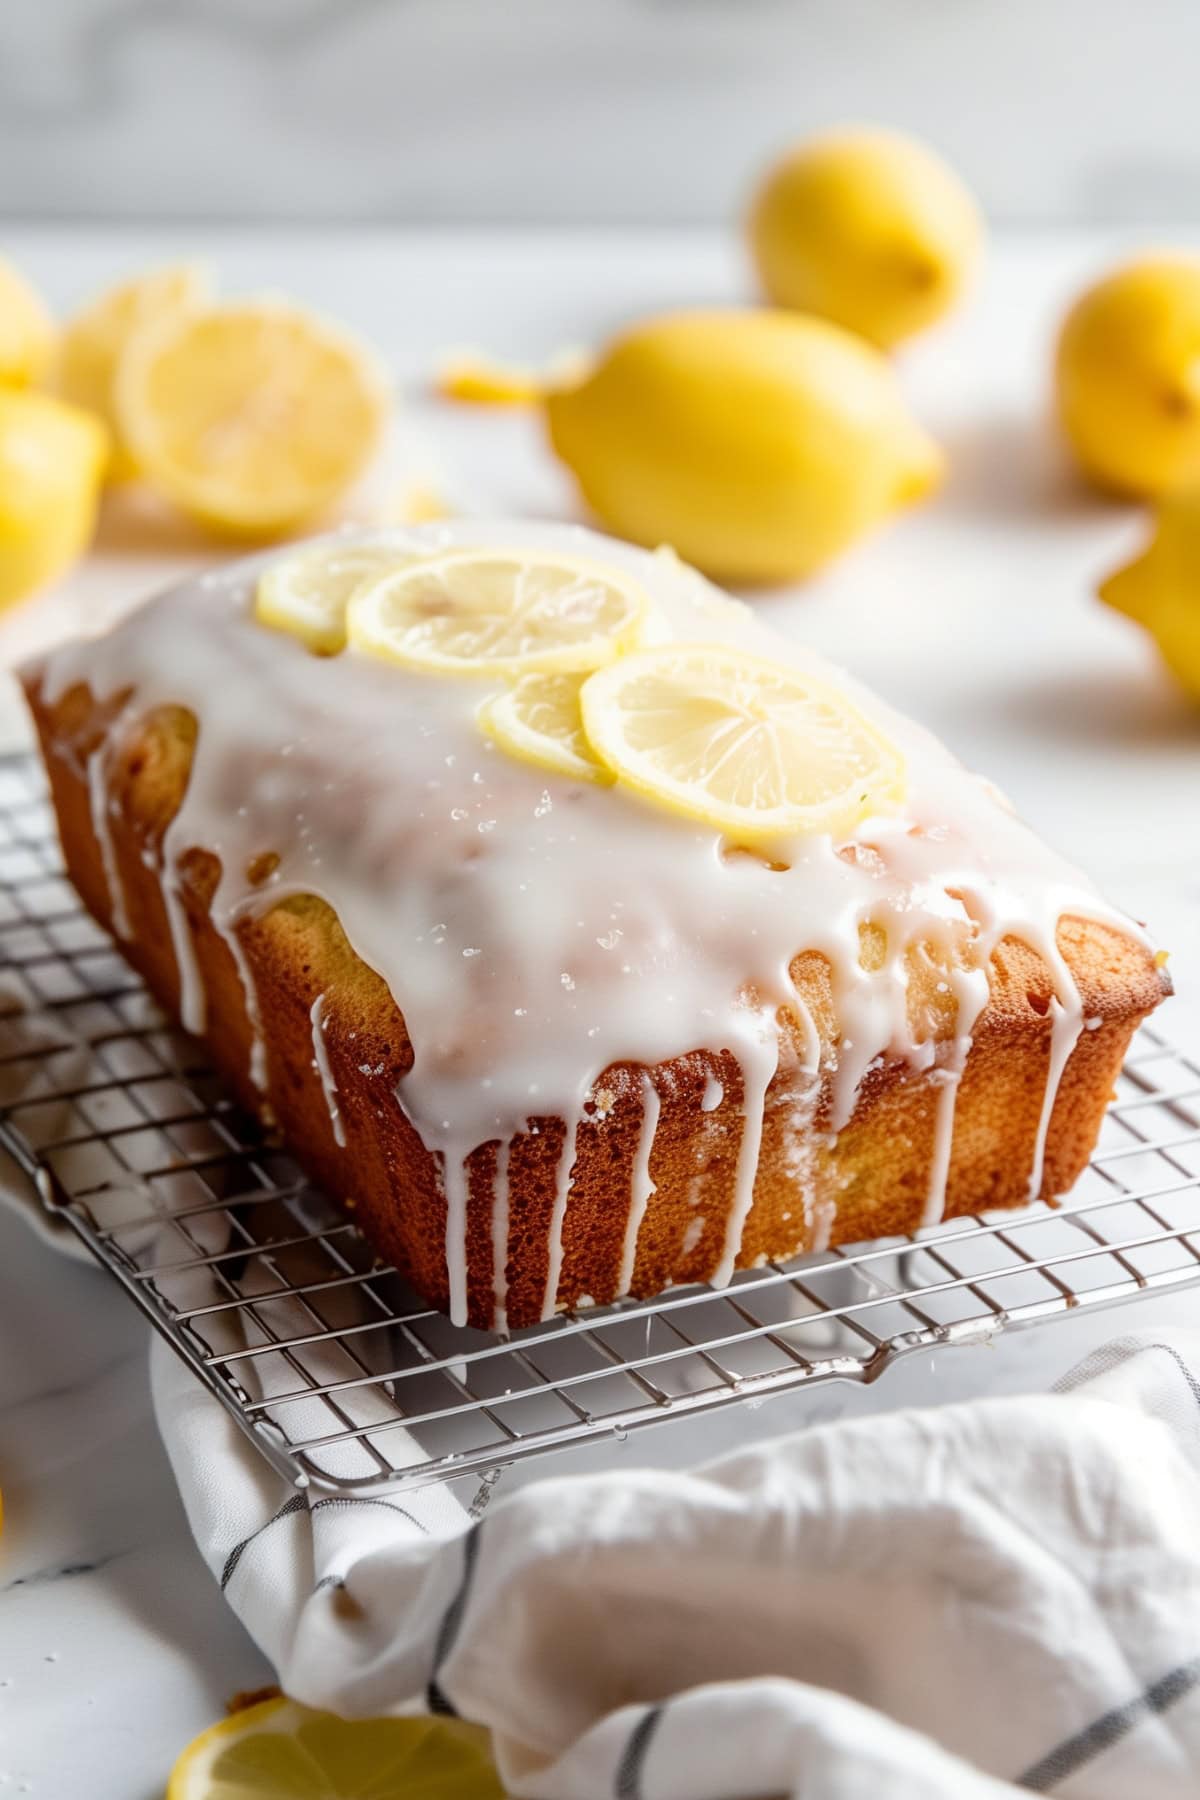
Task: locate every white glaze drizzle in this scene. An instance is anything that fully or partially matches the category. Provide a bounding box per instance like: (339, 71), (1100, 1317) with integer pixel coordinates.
(1028, 995), (1085, 1199)
(541, 1124), (577, 1321)
(921, 959), (991, 1228)
(86, 740), (131, 940)
(226, 924), (268, 1091)
(490, 1137), (510, 1334)
(309, 994), (345, 1148)
(31, 519), (1153, 1321)
(441, 1153), (470, 1328)
(160, 819), (206, 1037)
(617, 1075), (660, 1297)
(700, 1073), (724, 1113)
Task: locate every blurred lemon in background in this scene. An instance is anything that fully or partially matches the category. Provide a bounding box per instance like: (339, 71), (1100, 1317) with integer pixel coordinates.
(0, 257), (56, 388)
(1056, 255), (1200, 496)
(748, 127), (983, 350)
(545, 308), (941, 583)
(1100, 493), (1200, 699)
(54, 263), (211, 479)
(116, 299), (389, 536)
(0, 390), (108, 610)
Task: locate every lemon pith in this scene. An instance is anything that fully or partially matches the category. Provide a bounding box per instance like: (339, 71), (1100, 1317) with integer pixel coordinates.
(478, 671), (611, 782)
(255, 543), (408, 654)
(167, 1695), (505, 1800)
(347, 547), (649, 676)
(580, 643), (905, 838)
(116, 299), (389, 536)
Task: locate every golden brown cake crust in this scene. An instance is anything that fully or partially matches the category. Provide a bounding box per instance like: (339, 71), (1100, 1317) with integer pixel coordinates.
(24, 675), (1171, 1330)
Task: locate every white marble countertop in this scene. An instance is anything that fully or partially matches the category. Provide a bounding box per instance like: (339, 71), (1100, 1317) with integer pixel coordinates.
(0, 225), (1197, 1798)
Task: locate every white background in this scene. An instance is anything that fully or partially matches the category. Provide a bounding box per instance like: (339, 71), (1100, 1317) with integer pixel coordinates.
(2, 0), (1200, 225)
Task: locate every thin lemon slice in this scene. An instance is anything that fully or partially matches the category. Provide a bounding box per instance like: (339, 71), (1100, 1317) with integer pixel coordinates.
(55, 262), (211, 479)
(255, 542), (408, 654)
(168, 1695), (505, 1800)
(347, 546), (648, 676)
(580, 643), (905, 839)
(116, 299), (389, 536)
(479, 671), (610, 782)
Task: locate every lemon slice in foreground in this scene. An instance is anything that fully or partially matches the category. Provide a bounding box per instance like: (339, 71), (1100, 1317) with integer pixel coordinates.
(168, 1696), (505, 1800)
(55, 262), (211, 479)
(255, 542), (407, 654)
(479, 671), (610, 782)
(116, 300), (389, 536)
(348, 547), (648, 676)
(580, 644), (905, 838)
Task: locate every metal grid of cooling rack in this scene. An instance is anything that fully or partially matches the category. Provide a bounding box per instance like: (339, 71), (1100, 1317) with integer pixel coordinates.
(0, 752), (1198, 1494)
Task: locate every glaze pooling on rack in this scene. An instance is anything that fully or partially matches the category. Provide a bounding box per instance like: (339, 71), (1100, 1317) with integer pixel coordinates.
(32, 518), (1150, 1328)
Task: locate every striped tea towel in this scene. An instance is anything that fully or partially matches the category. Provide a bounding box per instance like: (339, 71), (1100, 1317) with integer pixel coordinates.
(148, 1322), (1200, 1799)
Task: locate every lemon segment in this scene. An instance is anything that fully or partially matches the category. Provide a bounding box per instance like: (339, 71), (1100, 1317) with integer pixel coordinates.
(479, 672), (611, 782)
(54, 263), (211, 479)
(436, 351), (545, 406)
(580, 644), (905, 839)
(0, 390), (109, 610)
(116, 300), (389, 536)
(255, 542), (407, 654)
(167, 1695), (505, 1800)
(0, 257), (56, 389)
(348, 547), (649, 676)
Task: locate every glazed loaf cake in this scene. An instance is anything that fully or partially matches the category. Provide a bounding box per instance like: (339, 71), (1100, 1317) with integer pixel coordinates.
(23, 522), (1169, 1330)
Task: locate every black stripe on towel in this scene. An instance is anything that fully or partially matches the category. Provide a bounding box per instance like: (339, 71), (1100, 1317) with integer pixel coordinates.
(615, 1704), (664, 1800)
(1018, 1656), (1200, 1792)
(220, 1493), (308, 1592)
(426, 1522), (482, 1716)
(310, 1494), (431, 1534)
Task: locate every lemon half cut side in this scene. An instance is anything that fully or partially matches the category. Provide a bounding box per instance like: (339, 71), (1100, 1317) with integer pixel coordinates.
(347, 546), (650, 676)
(167, 1695), (505, 1800)
(580, 643), (906, 839)
(478, 670), (611, 783)
(255, 541), (409, 654)
(116, 299), (389, 536)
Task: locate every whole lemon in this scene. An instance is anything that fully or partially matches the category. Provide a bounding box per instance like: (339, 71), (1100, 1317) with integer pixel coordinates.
(0, 257), (56, 389)
(748, 127), (983, 350)
(1056, 255), (1200, 497)
(544, 308), (942, 584)
(1100, 492), (1200, 699)
(0, 390), (109, 610)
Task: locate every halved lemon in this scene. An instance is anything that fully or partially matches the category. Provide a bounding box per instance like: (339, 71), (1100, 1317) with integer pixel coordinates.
(55, 262), (211, 479)
(116, 299), (390, 536)
(255, 541), (407, 654)
(168, 1695), (504, 1800)
(478, 671), (610, 782)
(580, 643), (905, 838)
(347, 547), (649, 676)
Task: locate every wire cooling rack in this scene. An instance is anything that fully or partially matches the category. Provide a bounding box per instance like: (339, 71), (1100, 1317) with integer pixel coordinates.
(0, 753), (1198, 1494)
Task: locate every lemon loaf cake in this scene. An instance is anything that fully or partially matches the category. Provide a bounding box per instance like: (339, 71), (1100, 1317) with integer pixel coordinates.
(23, 521), (1169, 1330)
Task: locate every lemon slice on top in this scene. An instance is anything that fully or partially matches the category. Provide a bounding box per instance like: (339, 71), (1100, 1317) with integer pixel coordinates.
(168, 1696), (505, 1800)
(347, 546), (649, 676)
(581, 643), (905, 838)
(479, 671), (610, 783)
(255, 542), (406, 654)
(116, 299), (389, 536)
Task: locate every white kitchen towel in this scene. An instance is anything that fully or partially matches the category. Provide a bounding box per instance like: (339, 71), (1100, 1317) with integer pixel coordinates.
(147, 1321), (1200, 1799)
